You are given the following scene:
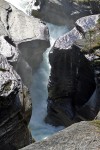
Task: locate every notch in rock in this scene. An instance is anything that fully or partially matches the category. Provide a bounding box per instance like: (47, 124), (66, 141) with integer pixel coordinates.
(75, 23), (85, 38)
(4, 36), (16, 47)
(6, 7), (12, 31)
(34, 0), (40, 6)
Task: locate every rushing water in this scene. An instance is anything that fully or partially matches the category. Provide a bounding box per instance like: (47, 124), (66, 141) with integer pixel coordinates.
(5, 0), (68, 141)
(29, 24), (68, 141)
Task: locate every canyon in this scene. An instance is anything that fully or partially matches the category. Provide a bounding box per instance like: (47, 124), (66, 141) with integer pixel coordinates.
(0, 0), (100, 149)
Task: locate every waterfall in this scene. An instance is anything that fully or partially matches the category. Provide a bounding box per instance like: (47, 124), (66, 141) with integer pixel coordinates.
(29, 24), (68, 141)
(5, 0), (68, 141)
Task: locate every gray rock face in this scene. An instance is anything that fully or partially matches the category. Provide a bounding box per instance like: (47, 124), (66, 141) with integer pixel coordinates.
(46, 15), (100, 127)
(0, 0), (50, 87)
(20, 121), (100, 150)
(8, 6), (49, 43)
(18, 85), (32, 124)
(0, 36), (19, 63)
(13, 9), (50, 87)
(0, 0), (50, 148)
(0, 54), (20, 106)
(31, 0), (92, 27)
(0, 54), (32, 149)
(96, 112), (100, 120)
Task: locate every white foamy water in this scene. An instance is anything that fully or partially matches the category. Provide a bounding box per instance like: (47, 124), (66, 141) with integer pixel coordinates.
(5, 0), (68, 141)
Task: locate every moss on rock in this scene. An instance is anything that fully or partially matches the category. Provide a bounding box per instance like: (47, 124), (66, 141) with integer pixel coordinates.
(91, 120), (100, 129)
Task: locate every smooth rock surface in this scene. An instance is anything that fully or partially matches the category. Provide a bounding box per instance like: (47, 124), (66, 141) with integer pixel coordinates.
(0, 0), (50, 87)
(20, 121), (100, 150)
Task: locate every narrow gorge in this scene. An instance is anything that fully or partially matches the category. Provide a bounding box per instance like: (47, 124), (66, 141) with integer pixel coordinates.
(0, 0), (100, 150)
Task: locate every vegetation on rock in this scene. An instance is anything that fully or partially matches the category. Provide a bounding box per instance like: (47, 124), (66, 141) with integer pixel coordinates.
(75, 18), (100, 67)
(91, 120), (100, 128)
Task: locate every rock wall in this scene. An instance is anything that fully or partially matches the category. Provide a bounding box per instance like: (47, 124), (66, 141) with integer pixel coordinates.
(0, 54), (32, 149)
(0, 0), (50, 88)
(0, 0), (99, 149)
(46, 14), (100, 127)
(31, 0), (92, 27)
(0, 0), (50, 149)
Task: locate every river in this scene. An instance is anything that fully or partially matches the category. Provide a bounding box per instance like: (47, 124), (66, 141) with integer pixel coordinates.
(5, 0), (68, 141)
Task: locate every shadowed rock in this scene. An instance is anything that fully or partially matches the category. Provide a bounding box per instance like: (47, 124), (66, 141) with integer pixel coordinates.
(46, 15), (100, 127)
(0, 54), (33, 149)
(0, 143), (17, 150)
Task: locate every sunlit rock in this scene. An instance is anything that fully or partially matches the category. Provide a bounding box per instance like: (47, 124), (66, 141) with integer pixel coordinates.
(0, 0), (50, 87)
(0, 0), (50, 148)
(0, 54), (20, 104)
(0, 36), (19, 63)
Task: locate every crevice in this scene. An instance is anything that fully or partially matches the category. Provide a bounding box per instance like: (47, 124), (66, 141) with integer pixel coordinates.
(75, 23), (85, 38)
(6, 6), (12, 31)
(6, 7), (12, 22)
(4, 36), (16, 47)
(34, 0), (39, 6)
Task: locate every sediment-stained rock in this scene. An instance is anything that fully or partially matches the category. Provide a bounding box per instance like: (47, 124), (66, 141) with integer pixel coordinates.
(46, 15), (100, 126)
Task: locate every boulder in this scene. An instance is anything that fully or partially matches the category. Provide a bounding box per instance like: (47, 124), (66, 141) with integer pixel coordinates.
(0, 0), (50, 87)
(20, 121), (100, 150)
(46, 15), (100, 126)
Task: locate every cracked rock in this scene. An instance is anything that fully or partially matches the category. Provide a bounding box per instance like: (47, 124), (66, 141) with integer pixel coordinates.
(0, 54), (20, 103)
(0, 35), (19, 63)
